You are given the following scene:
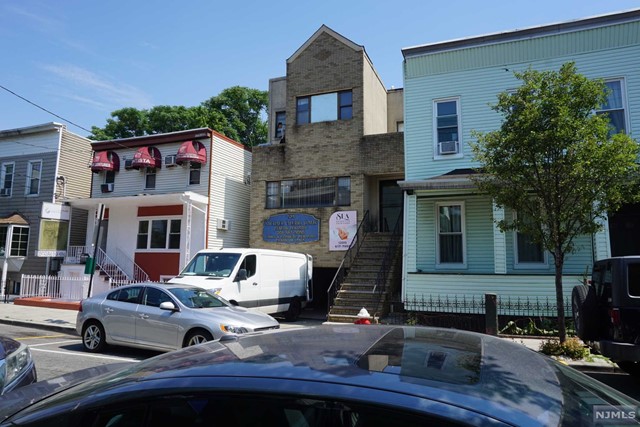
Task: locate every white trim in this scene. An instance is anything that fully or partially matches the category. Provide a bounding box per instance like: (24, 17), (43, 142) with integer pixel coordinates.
(435, 201), (467, 269)
(25, 159), (42, 196)
(0, 162), (15, 198)
(598, 77), (628, 135)
(433, 97), (463, 160)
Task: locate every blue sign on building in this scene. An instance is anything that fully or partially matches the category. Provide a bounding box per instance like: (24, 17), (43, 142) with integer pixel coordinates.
(263, 213), (320, 244)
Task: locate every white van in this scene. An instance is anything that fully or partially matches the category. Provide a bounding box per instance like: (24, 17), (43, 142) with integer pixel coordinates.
(169, 248), (313, 321)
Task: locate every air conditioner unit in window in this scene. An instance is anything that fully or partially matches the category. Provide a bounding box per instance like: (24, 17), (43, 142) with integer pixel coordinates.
(101, 183), (114, 193)
(124, 159), (134, 170)
(0, 188), (10, 196)
(217, 218), (230, 231)
(165, 155), (177, 167)
(439, 141), (459, 155)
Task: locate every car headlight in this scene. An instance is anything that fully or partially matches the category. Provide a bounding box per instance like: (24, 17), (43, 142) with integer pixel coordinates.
(1, 342), (33, 393)
(212, 288), (222, 295)
(220, 325), (249, 334)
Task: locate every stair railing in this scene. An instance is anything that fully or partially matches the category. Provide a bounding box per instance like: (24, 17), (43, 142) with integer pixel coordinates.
(372, 211), (403, 317)
(94, 248), (131, 283)
(327, 210), (371, 314)
(113, 248), (150, 282)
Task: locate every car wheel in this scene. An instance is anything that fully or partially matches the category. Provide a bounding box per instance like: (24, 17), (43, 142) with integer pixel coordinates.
(284, 297), (302, 322)
(184, 329), (213, 347)
(82, 321), (107, 353)
(616, 361), (640, 377)
(572, 285), (598, 341)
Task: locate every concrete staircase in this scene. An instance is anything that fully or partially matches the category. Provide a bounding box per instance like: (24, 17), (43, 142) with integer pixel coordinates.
(327, 232), (402, 323)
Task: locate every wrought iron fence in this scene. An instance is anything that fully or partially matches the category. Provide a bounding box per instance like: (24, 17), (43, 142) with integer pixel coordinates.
(384, 293), (574, 335)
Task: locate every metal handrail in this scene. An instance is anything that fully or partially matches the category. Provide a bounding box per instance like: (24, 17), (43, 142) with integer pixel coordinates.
(373, 211), (403, 317)
(94, 247), (131, 283)
(113, 248), (150, 282)
(327, 210), (371, 314)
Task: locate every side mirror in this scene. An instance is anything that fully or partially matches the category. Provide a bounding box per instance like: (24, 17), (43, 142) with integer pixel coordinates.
(235, 268), (248, 282)
(159, 301), (178, 311)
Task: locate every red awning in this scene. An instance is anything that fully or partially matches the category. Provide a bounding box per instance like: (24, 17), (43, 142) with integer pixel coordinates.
(131, 146), (162, 169)
(91, 151), (120, 173)
(176, 140), (207, 165)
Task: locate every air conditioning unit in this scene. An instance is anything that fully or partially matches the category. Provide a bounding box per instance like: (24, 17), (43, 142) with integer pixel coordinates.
(101, 183), (114, 193)
(217, 218), (230, 231)
(165, 155), (177, 167)
(439, 141), (459, 155)
(124, 159), (134, 170)
(0, 188), (10, 197)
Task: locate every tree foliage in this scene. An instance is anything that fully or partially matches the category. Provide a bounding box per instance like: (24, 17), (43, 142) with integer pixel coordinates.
(89, 86), (268, 146)
(471, 62), (640, 342)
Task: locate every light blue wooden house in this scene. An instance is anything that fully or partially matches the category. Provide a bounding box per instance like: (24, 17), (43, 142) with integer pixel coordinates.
(399, 9), (640, 311)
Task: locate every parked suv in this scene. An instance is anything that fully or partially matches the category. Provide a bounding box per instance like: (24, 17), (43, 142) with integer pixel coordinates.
(572, 256), (640, 376)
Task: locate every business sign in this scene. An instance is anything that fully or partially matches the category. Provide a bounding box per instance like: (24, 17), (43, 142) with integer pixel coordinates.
(36, 219), (69, 257)
(263, 213), (320, 244)
(329, 211), (357, 251)
(41, 202), (70, 221)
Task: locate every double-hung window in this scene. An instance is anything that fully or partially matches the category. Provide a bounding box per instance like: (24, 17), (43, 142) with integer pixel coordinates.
(275, 111), (286, 139)
(514, 212), (546, 267)
(296, 90), (353, 124)
(436, 203), (465, 266)
(1, 162), (14, 197)
(137, 219), (181, 250)
(597, 79), (626, 135)
(145, 169), (156, 189)
(434, 98), (460, 156)
(26, 160), (42, 195)
(189, 162), (201, 185)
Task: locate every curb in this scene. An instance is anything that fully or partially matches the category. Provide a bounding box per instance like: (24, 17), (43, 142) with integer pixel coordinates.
(0, 318), (78, 336)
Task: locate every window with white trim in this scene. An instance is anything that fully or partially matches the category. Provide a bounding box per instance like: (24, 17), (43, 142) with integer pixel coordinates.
(1, 162), (14, 197)
(514, 212), (546, 266)
(189, 162), (201, 185)
(26, 160), (42, 195)
(0, 225), (29, 257)
(296, 90), (352, 124)
(136, 219), (181, 250)
(597, 79), (626, 135)
(434, 98), (460, 156)
(145, 169), (156, 189)
(436, 203), (465, 265)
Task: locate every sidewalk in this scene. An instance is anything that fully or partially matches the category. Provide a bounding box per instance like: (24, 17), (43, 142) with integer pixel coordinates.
(0, 301), (619, 373)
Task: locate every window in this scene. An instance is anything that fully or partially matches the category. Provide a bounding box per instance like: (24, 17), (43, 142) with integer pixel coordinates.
(26, 160), (42, 195)
(597, 79), (626, 135)
(142, 287), (174, 308)
(396, 121), (404, 132)
(145, 168), (156, 189)
(137, 219), (181, 250)
(189, 162), (201, 185)
(240, 254), (257, 278)
(434, 98), (460, 156)
(514, 212), (546, 266)
(296, 90), (353, 124)
(275, 111), (286, 139)
(0, 226), (29, 257)
(265, 177), (351, 208)
(1, 162), (14, 197)
(437, 203), (465, 265)
(105, 170), (115, 185)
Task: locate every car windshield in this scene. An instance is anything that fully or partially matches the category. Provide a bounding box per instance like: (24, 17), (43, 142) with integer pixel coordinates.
(179, 253), (241, 277)
(168, 287), (227, 309)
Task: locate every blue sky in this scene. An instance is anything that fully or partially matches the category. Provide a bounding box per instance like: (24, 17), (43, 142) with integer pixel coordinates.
(1, 0), (639, 137)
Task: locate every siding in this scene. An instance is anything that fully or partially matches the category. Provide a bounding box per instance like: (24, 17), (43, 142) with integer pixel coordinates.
(207, 134), (251, 249)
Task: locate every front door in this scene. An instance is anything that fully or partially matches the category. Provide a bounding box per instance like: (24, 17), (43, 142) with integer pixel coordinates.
(379, 180), (403, 232)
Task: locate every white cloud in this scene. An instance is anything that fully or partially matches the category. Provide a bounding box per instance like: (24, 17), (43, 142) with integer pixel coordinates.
(41, 64), (153, 110)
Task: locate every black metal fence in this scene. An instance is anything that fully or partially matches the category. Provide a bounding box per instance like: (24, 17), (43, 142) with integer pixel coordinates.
(383, 294), (574, 336)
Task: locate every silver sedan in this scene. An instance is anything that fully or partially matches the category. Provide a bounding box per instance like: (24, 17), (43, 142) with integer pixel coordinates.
(76, 282), (280, 353)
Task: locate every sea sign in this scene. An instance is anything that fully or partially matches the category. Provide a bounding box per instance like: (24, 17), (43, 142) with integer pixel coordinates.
(263, 213), (320, 244)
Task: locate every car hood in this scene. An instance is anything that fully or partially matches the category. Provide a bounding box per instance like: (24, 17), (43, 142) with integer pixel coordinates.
(195, 305), (279, 328)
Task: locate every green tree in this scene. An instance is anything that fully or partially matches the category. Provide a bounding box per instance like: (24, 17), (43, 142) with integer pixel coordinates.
(89, 86), (268, 146)
(201, 86), (268, 147)
(471, 62), (640, 342)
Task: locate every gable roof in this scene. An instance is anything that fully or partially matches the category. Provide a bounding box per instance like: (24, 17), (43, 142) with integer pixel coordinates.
(287, 24), (364, 63)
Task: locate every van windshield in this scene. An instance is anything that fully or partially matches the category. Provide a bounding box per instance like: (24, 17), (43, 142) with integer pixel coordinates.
(180, 253), (241, 277)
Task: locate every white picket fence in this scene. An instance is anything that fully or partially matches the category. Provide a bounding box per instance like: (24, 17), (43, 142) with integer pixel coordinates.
(20, 275), (88, 300)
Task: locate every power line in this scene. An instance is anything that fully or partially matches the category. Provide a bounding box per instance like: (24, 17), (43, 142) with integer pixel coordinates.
(0, 84), (93, 134)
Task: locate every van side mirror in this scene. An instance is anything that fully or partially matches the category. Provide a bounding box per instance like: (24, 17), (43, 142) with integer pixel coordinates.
(235, 268), (247, 281)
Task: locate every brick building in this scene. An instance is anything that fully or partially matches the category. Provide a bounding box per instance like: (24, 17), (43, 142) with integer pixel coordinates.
(249, 26), (404, 308)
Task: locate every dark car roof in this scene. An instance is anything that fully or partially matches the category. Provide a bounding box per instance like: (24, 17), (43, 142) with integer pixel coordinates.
(2, 325), (569, 426)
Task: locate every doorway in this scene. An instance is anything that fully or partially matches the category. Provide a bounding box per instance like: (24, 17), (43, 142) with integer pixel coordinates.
(379, 180), (403, 232)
